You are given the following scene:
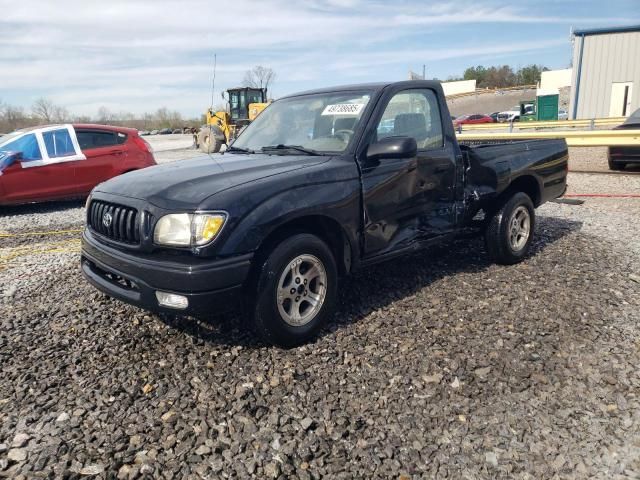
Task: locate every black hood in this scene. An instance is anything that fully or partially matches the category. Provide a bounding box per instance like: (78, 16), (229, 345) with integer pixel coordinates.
(95, 153), (328, 210)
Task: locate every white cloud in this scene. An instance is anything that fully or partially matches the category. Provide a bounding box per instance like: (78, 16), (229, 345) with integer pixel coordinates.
(0, 0), (635, 116)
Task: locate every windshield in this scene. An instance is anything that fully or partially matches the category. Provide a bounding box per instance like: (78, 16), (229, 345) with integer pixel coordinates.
(0, 131), (25, 147)
(0, 133), (42, 160)
(232, 90), (372, 153)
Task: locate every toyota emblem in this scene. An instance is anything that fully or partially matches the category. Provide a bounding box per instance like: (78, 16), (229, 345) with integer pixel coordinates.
(103, 212), (113, 228)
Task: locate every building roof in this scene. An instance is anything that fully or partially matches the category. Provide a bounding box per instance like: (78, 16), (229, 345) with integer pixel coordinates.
(573, 24), (640, 36)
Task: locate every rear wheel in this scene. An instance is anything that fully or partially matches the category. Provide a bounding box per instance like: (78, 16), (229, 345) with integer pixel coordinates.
(251, 234), (337, 347)
(484, 192), (535, 265)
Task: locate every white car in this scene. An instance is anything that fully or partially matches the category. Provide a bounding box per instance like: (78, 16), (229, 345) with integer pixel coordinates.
(497, 108), (520, 122)
(558, 109), (568, 121)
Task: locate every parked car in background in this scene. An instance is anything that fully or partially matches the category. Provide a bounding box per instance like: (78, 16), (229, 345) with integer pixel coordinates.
(159, 128), (173, 135)
(150, 130), (159, 135)
(0, 124), (156, 205)
(488, 111), (500, 122)
(497, 107), (520, 122)
(454, 114), (494, 126)
(608, 108), (640, 170)
(558, 109), (569, 121)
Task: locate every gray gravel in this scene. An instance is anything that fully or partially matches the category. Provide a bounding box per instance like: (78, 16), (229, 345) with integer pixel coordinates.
(1, 163), (639, 478)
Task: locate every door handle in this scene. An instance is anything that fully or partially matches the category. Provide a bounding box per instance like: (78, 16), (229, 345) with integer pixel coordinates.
(107, 150), (124, 156)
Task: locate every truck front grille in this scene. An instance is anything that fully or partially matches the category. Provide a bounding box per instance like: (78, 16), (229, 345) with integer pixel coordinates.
(88, 200), (140, 244)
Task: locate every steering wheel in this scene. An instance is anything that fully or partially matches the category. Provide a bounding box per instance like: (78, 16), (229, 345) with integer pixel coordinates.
(331, 129), (354, 143)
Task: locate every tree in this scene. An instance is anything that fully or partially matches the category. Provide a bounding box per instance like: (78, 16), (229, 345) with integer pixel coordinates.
(31, 98), (69, 124)
(32, 98), (56, 123)
(517, 64), (549, 85)
(461, 64), (549, 89)
(97, 106), (115, 124)
(1, 105), (28, 132)
(243, 65), (276, 92)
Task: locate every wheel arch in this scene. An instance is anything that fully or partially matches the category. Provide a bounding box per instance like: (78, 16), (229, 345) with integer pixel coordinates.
(250, 214), (354, 280)
(502, 174), (541, 207)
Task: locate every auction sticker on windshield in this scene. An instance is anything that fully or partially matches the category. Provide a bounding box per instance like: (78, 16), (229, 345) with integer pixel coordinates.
(321, 103), (365, 116)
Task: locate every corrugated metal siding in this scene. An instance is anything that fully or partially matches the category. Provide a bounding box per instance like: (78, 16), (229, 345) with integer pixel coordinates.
(570, 31), (640, 119)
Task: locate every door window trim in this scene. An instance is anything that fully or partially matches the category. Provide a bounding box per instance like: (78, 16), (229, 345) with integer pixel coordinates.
(367, 87), (446, 155)
(19, 125), (86, 168)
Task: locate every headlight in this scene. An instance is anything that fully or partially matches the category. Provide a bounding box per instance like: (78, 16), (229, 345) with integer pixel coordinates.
(154, 212), (226, 247)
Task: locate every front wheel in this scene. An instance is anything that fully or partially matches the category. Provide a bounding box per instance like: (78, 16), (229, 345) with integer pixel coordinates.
(484, 192), (535, 265)
(251, 234), (337, 347)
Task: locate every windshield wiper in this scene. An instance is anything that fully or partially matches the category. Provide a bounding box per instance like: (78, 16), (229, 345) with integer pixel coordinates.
(226, 145), (255, 154)
(261, 144), (326, 156)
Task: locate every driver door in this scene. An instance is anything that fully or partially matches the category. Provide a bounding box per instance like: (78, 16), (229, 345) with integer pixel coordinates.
(358, 87), (457, 257)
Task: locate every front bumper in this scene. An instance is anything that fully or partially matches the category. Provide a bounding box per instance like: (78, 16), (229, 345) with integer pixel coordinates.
(81, 230), (253, 316)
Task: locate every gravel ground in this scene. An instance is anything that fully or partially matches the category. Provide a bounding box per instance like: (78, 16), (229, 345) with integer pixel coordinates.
(1, 161), (639, 478)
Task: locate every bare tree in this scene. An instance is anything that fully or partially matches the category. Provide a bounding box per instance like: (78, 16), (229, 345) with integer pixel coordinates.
(32, 98), (56, 123)
(243, 65), (276, 92)
(31, 98), (69, 124)
(53, 105), (69, 123)
(1, 105), (29, 132)
(97, 106), (115, 124)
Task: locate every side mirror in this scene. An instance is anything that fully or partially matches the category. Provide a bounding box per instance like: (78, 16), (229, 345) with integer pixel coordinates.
(0, 151), (23, 174)
(366, 136), (417, 161)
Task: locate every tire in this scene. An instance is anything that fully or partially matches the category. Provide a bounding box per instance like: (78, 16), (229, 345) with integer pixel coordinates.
(251, 233), (338, 347)
(484, 192), (535, 265)
(200, 135), (222, 154)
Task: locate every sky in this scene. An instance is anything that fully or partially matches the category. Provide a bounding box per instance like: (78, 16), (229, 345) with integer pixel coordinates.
(1, 0), (638, 118)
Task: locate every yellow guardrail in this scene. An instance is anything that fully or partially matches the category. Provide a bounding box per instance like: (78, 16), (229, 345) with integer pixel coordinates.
(459, 117), (625, 131)
(456, 129), (640, 147)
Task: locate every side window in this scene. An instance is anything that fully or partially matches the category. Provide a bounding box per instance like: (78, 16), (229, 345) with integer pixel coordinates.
(376, 89), (443, 149)
(1, 133), (42, 160)
(42, 129), (75, 158)
(76, 130), (119, 150)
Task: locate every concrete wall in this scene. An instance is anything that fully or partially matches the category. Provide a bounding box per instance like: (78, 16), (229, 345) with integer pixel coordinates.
(570, 30), (640, 119)
(442, 79), (476, 97)
(540, 68), (572, 90)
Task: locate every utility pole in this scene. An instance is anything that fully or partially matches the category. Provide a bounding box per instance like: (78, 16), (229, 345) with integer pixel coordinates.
(210, 53), (217, 110)
(422, 64), (426, 80)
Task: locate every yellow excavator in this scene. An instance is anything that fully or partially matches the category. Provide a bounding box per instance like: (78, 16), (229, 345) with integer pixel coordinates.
(195, 87), (269, 153)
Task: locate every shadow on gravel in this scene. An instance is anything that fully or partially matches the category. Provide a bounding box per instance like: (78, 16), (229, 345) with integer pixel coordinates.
(0, 198), (85, 216)
(157, 215), (583, 347)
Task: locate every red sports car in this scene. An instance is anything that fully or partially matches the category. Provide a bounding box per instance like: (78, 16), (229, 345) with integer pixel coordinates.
(0, 124), (156, 205)
(453, 114), (495, 126)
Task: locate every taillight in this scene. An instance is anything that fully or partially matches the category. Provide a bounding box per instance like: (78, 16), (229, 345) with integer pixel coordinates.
(132, 135), (153, 153)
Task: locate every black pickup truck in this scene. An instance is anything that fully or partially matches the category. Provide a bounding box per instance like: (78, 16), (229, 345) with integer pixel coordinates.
(81, 81), (567, 346)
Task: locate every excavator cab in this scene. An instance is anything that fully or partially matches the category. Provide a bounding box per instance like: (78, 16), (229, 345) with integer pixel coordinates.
(228, 87), (267, 126)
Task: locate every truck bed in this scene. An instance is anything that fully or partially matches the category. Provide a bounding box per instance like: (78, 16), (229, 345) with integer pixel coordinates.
(458, 138), (568, 214)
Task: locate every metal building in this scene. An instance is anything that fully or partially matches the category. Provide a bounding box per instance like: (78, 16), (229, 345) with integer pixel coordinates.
(570, 25), (640, 119)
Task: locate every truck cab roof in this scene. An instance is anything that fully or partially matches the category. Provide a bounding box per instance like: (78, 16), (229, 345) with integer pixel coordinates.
(279, 80), (445, 100)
